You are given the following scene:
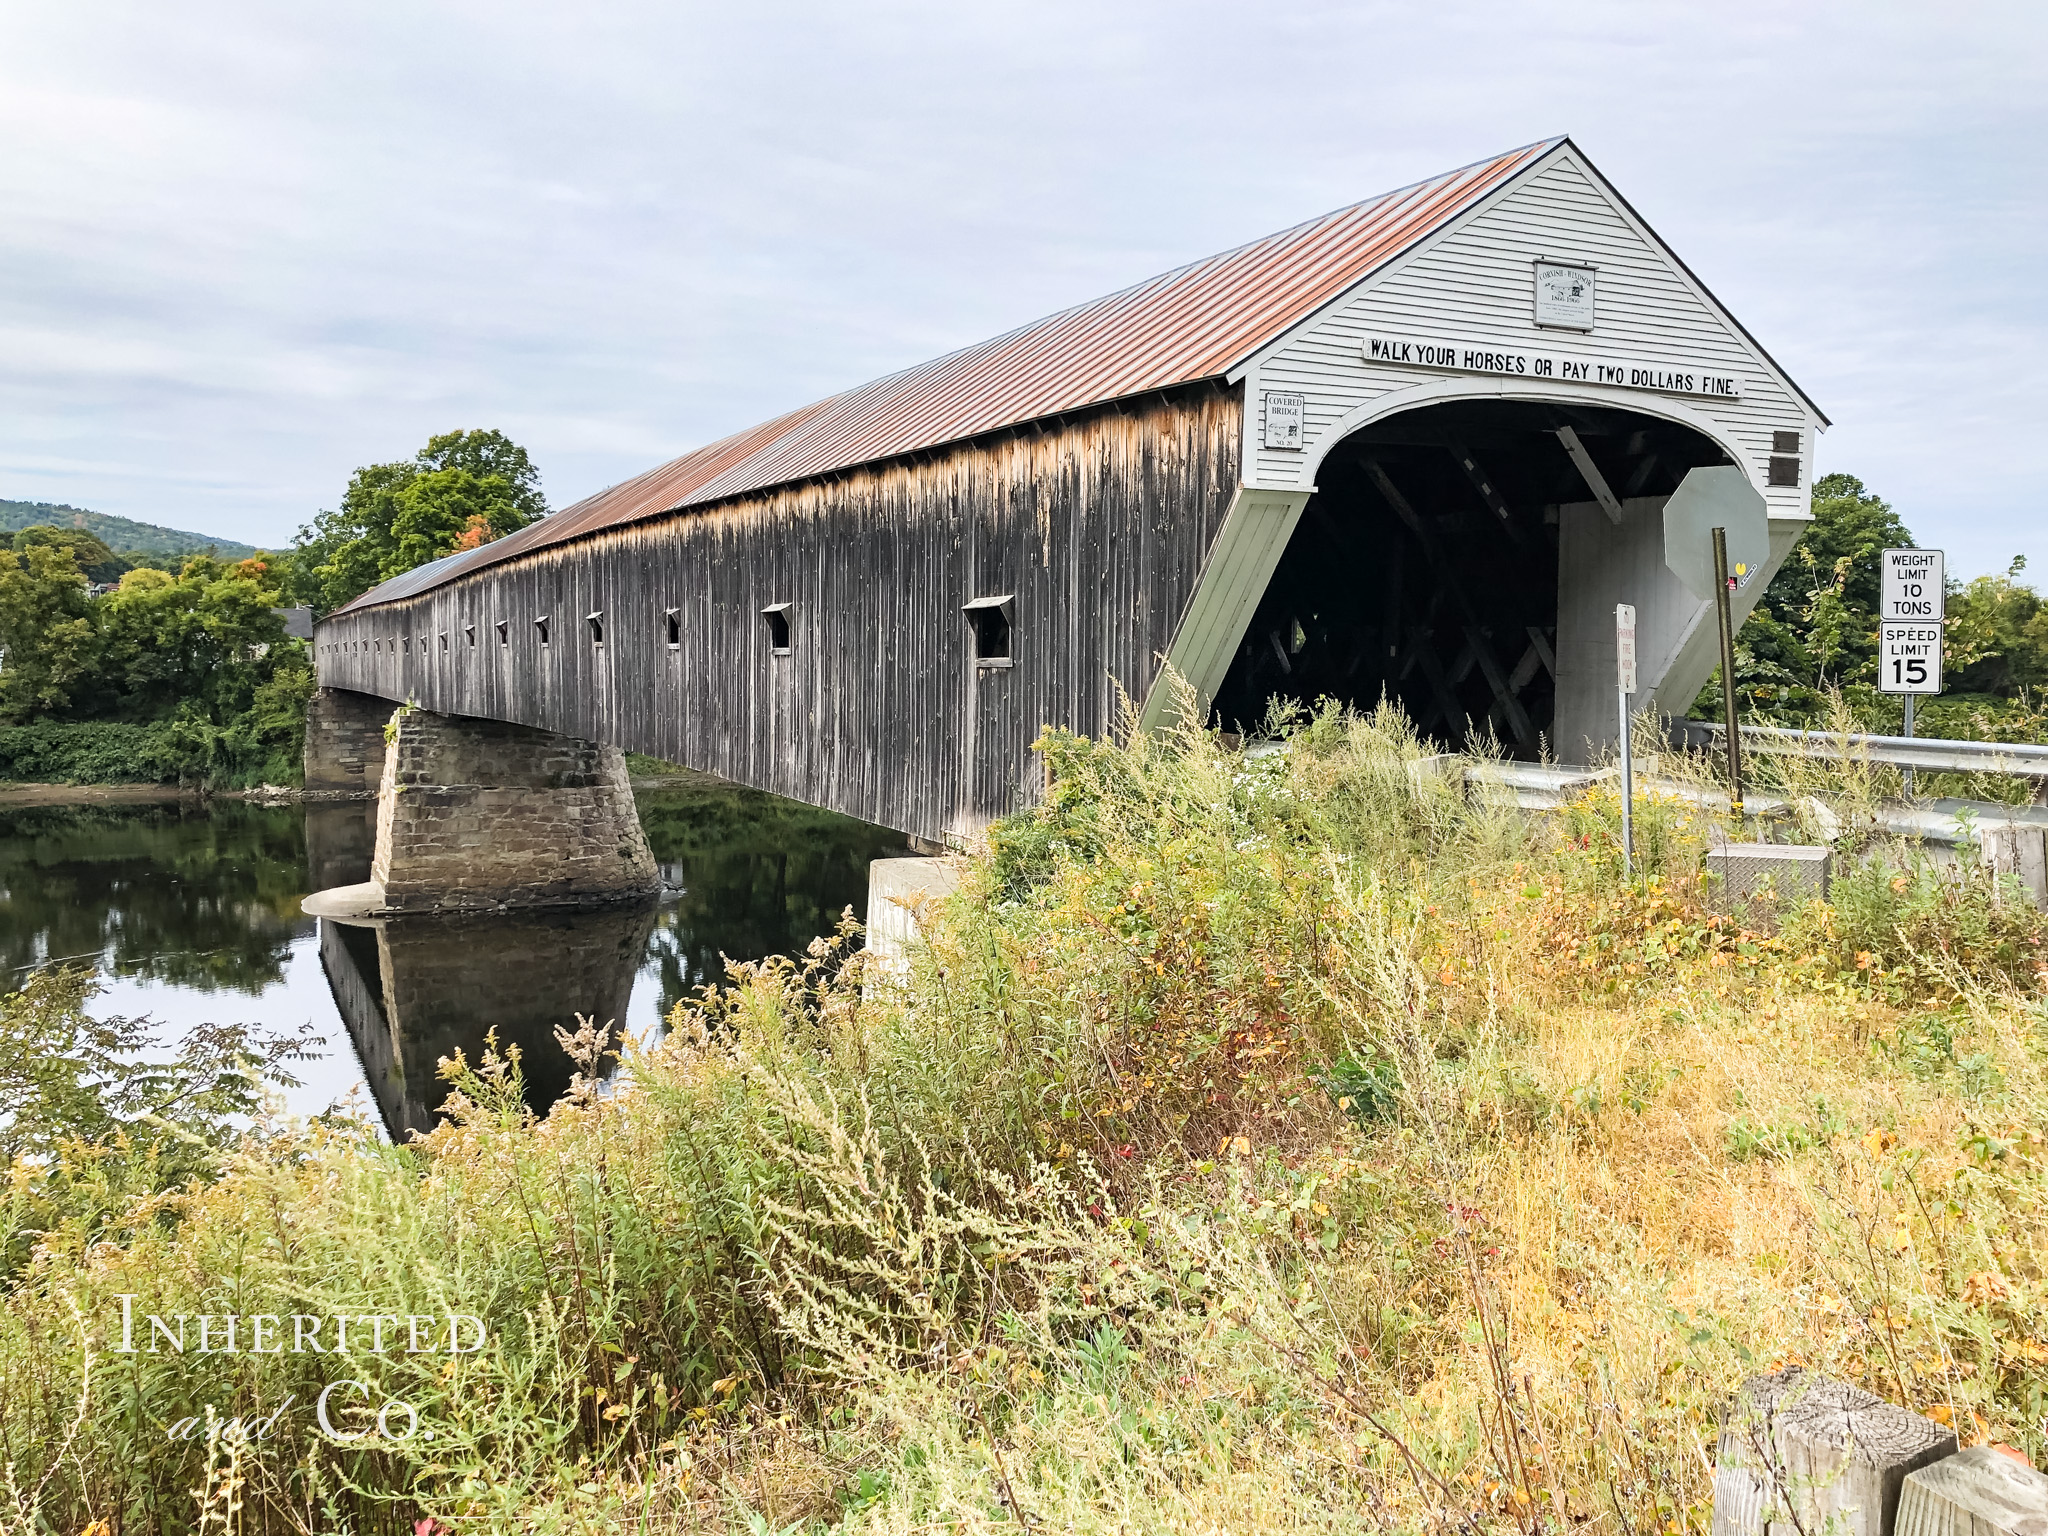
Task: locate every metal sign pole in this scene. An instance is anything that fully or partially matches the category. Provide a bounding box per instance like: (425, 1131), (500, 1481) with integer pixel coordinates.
(1711, 526), (1743, 818)
(1902, 693), (1916, 798)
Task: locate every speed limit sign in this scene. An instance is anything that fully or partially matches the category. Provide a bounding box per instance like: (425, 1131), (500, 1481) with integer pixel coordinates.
(1880, 621), (1943, 694)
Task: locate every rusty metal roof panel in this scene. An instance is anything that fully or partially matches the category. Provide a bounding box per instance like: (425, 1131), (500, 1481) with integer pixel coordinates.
(334, 139), (1561, 615)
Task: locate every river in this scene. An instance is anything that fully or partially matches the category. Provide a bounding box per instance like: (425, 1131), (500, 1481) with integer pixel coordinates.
(0, 785), (907, 1138)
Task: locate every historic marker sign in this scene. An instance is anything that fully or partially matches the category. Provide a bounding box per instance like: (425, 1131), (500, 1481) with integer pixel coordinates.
(1616, 603), (1637, 694)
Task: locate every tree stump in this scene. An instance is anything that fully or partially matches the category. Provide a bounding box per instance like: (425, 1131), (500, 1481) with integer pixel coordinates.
(1897, 1447), (2048, 1536)
(1712, 1370), (1957, 1536)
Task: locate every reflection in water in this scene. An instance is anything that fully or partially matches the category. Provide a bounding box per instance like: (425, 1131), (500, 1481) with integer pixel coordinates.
(320, 904), (658, 1138)
(0, 786), (905, 1139)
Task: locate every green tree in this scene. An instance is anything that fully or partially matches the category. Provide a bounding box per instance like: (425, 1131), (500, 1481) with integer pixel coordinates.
(288, 429), (546, 611)
(2, 524), (130, 586)
(0, 540), (100, 722)
(1700, 472), (1915, 721)
(1945, 557), (2048, 697)
(96, 556), (294, 723)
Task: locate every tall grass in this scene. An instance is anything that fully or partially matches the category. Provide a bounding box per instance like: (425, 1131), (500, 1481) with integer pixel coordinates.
(2, 695), (2044, 1534)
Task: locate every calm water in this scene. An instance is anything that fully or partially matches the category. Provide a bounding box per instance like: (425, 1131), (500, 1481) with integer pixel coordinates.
(0, 788), (906, 1137)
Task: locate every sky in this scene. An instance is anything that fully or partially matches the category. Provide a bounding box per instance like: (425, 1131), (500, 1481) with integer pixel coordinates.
(2, 1), (2044, 579)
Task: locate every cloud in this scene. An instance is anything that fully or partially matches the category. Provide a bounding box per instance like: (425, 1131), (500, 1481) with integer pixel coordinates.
(1, 0), (2043, 575)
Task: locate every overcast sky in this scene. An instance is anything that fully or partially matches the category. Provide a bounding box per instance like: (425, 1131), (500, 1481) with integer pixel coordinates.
(3, 1), (2043, 578)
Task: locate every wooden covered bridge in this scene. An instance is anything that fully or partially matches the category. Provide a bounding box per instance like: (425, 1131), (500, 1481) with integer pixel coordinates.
(310, 136), (1823, 857)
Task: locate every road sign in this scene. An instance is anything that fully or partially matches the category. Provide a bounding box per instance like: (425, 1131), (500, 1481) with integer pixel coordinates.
(1879, 621), (1944, 695)
(1616, 603), (1637, 693)
(1880, 548), (1944, 621)
(1663, 466), (1769, 601)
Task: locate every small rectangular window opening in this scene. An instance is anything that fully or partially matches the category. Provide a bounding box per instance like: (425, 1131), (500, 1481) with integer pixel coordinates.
(664, 608), (681, 649)
(496, 620), (510, 647)
(535, 615), (551, 646)
(1772, 430), (1802, 454)
(465, 623), (477, 648)
(761, 602), (792, 656)
(586, 611), (605, 645)
(418, 635), (426, 654)
(1767, 456), (1801, 488)
(439, 631), (448, 652)
(964, 594), (1014, 667)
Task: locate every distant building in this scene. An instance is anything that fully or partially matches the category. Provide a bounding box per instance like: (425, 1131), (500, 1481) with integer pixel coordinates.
(274, 605), (315, 640)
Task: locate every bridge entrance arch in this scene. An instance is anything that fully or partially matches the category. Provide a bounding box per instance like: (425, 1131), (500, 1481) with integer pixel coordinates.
(1208, 396), (1735, 759)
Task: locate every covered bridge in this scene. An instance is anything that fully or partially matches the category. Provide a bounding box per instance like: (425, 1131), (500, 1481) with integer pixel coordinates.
(312, 136), (1823, 846)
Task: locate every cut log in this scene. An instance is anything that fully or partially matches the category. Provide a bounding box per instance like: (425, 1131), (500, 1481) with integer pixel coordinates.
(1711, 1370), (1956, 1536)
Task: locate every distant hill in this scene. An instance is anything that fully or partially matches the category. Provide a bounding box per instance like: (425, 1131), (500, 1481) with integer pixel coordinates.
(0, 499), (261, 563)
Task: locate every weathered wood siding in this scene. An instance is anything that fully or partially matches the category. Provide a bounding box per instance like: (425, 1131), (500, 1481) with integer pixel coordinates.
(313, 385), (1243, 841)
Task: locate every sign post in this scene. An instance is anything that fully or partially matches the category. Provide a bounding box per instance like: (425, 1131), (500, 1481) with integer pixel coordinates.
(1662, 465), (1768, 820)
(1617, 603), (1637, 876)
(1712, 527), (1744, 817)
(1879, 548), (1945, 796)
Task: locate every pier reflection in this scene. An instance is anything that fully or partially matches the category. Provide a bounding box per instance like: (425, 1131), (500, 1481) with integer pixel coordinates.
(317, 902), (657, 1138)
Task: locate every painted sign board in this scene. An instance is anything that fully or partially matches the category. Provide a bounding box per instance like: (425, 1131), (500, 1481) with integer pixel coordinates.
(1616, 603), (1637, 694)
(1880, 548), (1945, 622)
(1262, 392), (1305, 450)
(1662, 466), (1770, 602)
(1879, 621), (1944, 695)
(1362, 336), (1743, 401)
(1533, 262), (1596, 330)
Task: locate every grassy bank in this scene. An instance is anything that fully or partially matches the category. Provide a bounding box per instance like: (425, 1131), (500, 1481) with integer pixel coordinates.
(2, 702), (2045, 1535)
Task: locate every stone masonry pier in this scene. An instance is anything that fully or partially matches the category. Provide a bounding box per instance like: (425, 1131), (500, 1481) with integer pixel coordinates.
(303, 687), (392, 799)
(371, 708), (658, 913)
(305, 701), (659, 916)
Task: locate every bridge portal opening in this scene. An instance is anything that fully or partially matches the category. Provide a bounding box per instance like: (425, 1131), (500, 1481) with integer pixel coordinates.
(1211, 398), (1730, 755)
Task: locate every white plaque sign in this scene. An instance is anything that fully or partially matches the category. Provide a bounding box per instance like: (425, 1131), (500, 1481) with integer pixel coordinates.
(1362, 336), (1743, 401)
(1879, 621), (1943, 695)
(1615, 602), (1637, 694)
(1534, 262), (1596, 330)
(1880, 547), (1945, 621)
(1262, 391), (1305, 450)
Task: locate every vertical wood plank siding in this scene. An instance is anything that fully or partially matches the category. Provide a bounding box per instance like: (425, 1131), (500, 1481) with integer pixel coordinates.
(313, 386), (1243, 841)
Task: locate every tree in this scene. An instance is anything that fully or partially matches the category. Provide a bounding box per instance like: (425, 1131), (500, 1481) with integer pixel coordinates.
(287, 429), (546, 611)
(1945, 557), (2048, 697)
(96, 556), (294, 725)
(2, 525), (130, 586)
(0, 540), (100, 722)
(1700, 472), (1916, 721)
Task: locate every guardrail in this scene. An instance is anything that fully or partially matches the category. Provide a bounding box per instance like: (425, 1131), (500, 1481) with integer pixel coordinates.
(1462, 759), (2048, 847)
(1677, 719), (2048, 780)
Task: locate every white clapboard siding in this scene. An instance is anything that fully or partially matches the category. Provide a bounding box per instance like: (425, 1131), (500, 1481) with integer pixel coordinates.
(1237, 146), (1820, 518)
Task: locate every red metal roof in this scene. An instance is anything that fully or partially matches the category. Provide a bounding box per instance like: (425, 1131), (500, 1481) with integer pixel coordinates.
(336, 139), (1563, 614)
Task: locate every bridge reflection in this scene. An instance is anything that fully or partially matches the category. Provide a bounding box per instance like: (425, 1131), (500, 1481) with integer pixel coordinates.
(317, 903), (656, 1138)
(300, 782), (903, 1140)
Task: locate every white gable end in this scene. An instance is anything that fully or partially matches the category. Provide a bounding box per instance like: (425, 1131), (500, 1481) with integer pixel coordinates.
(1237, 147), (1821, 524)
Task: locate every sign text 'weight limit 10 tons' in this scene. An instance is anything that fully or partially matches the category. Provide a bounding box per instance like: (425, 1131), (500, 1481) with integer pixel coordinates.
(1879, 547), (1945, 697)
